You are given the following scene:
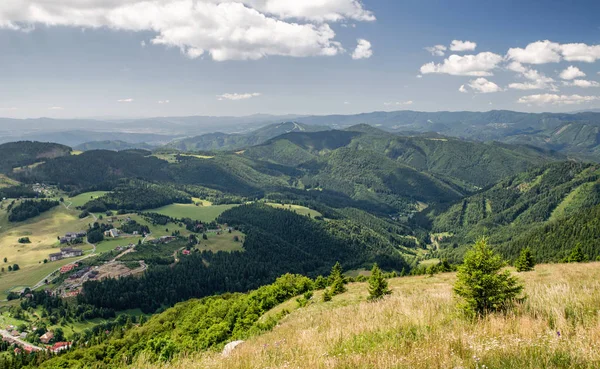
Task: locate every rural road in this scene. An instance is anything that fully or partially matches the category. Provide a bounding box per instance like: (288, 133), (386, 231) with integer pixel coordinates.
(0, 330), (43, 351)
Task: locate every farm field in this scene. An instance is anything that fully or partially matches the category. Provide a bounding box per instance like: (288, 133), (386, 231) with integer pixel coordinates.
(67, 191), (110, 208)
(94, 237), (143, 254)
(195, 230), (245, 253)
(265, 202), (322, 218)
(0, 175), (18, 189)
(150, 203), (238, 222)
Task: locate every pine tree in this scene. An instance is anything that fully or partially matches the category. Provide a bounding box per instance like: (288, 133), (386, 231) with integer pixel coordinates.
(568, 243), (587, 263)
(453, 238), (523, 317)
(329, 262), (346, 295)
(368, 263), (391, 301)
(515, 248), (535, 272)
(322, 288), (332, 302)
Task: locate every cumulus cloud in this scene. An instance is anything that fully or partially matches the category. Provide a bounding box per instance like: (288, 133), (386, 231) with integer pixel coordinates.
(508, 67), (556, 91)
(0, 0), (375, 61)
(559, 66), (586, 80)
(563, 79), (600, 88)
(507, 40), (600, 64)
(467, 78), (502, 93)
(117, 98), (134, 103)
(49, 106), (64, 110)
(458, 85), (467, 93)
(217, 92), (261, 101)
(383, 100), (413, 106)
(157, 100), (170, 104)
(449, 40), (477, 51)
(506, 40), (562, 64)
(420, 52), (503, 76)
(425, 45), (446, 56)
(518, 94), (600, 105)
(351, 38), (372, 60)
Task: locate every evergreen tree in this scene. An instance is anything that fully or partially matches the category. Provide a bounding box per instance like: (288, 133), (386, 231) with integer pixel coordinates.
(368, 263), (391, 301)
(453, 238), (523, 317)
(322, 288), (332, 302)
(515, 248), (535, 272)
(329, 262), (346, 295)
(568, 243), (587, 263)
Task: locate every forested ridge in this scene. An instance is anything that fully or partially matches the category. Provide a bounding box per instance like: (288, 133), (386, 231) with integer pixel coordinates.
(78, 204), (409, 313)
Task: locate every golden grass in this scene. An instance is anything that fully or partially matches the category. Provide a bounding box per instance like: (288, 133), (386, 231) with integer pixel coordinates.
(137, 263), (600, 369)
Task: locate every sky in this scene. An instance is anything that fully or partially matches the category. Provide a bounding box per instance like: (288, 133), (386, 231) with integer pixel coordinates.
(1, 0), (600, 119)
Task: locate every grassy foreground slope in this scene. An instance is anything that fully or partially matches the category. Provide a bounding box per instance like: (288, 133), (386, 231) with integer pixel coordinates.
(138, 263), (600, 369)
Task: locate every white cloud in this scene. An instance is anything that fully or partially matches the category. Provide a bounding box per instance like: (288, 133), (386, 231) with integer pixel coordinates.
(117, 98), (133, 103)
(420, 52), (503, 76)
(458, 85), (467, 93)
(49, 106), (64, 110)
(559, 66), (586, 80)
(518, 94), (600, 105)
(0, 1), (374, 61)
(416, 74), (423, 79)
(467, 78), (502, 93)
(217, 92), (261, 101)
(560, 43), (600, 62)
(563, 79), (600, 88)
(157, 100), (170, 104)
(351, 39), (372, 60)
(507, 64), (556, 91)
(506, 61), (527, 73)
(449, 40), (477, 52)
(506, 40), (562, 64)
(343, 101), (350, 105)
(507, 40), (600, 64)
(140, 40), (146, 48)
(383, 100), (413, 106)
(425, 45), (446, 56)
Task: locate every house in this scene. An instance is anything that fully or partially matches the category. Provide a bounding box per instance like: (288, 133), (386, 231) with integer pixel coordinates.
(60, 231), (86, 244)
(19, 332), (27, 339)
(40, 331), (54, 344)
(60, 248), (83, 258)
(49, 252), (63, 262)
(104, 228), (119, 238)
(50, 342), (71, 353)
(49, 247), (83, 262)
(159, 236), (176, 243)
(11, 330), (19, 337)
(182, 250), (191, 255)
(60, 264), (77, 274)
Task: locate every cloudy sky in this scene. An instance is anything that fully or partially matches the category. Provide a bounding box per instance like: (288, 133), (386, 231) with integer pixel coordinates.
(1, 0), (600, 118)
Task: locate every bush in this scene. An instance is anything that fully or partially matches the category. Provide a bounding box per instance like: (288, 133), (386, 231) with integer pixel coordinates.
(453, 238), (523, 317)
(515, 248), (535, 272)
(17, 237), (31, 244)
(567, 243), (587, 263)
(368, 263), (391, 301)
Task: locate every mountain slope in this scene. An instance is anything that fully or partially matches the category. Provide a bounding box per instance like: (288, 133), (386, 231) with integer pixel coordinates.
(0, 141), (72, 173)
(74, 140), (156, 151)
(165, 122), (329, 152)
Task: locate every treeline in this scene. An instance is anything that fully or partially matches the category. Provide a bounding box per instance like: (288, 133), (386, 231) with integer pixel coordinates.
(0, 141), (71, 174)
(77, 205), (409, 313)
(0, 185), (38, 199)
(8, 199), (59, 222)
(83, 180), (191, 212)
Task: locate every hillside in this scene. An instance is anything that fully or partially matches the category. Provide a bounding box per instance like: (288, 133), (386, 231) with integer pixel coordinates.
(0, 141), (71, 174)
(429, 161), (600, 261)
(31, 262), (600, 369)
(165, 122), (329, 152)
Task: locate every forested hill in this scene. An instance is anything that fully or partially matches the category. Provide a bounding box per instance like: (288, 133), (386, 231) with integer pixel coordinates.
(0, 141), (71, 173)
(428, 161), (600, 262)
(78, 204), (410, 312)
(74, 140), (155, 151)
(165, 121), (329, 152)
(243, 127), (563, 187)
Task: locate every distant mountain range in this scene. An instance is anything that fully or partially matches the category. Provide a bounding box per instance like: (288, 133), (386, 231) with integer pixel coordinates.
(3, 110), (600, 160)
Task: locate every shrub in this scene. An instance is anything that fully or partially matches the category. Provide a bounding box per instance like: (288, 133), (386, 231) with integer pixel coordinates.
(453, 238), (523, 317)
(368, 263), (391, 301)
(515, 248), (535, 272)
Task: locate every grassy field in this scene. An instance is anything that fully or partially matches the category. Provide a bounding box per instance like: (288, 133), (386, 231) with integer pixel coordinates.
(0, 174), (19, 189)
(265, 203), (322, 218)
(138, 262), (600, 369)
(195, 230), (245, 253)
(150, 204), (238, 222)
(95, 237), (143, 254)
(67, 191), (110, 208)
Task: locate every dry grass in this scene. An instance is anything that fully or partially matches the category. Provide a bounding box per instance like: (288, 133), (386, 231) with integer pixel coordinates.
(136, 263), (600, 369)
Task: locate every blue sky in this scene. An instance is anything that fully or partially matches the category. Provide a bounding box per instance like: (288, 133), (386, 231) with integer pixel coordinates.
(1, 0), (600, 118)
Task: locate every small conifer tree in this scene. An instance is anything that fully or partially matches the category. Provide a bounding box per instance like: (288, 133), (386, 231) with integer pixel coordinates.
(329, 262), (346, 295)
(368, 263), (391, 301)
(568, 243), (587, 263)
(515, 248), (535, 272)
(322, 288), (332, 302)
(453, 238), (523, 317)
